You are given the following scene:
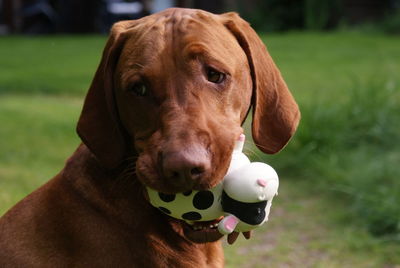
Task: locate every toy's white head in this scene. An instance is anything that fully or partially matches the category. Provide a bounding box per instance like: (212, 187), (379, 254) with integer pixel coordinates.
(219, 162), (279, 233)
(223, 162), (279, 203)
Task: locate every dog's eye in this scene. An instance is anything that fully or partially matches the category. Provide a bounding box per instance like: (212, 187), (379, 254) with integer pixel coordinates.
(129, 82), (147, 96)
(207, 68), (225, 84)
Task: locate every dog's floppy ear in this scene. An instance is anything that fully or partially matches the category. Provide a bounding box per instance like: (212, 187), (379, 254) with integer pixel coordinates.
(77, 21), (135, 168)
(220, 13), (300, 154)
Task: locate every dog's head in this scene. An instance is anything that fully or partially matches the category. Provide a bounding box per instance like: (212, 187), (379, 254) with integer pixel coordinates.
(77, 8), (299, 243)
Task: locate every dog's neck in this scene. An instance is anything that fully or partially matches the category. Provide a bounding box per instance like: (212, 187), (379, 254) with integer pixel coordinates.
(61, 144), (147, 223)
(62, 145), (179, 236)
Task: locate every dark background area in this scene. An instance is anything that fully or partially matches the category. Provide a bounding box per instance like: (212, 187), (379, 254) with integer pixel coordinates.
(1, 0), (400, 34)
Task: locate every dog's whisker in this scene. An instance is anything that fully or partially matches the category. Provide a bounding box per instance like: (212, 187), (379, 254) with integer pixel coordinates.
(108, 158), (140, 193)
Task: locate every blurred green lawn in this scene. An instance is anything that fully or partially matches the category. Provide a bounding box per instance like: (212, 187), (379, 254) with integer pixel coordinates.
(0, 33), (399, 267)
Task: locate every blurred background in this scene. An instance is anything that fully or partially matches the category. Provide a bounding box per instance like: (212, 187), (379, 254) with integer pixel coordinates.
(0, 1), (399, 267)
(1, 0), (400, 34)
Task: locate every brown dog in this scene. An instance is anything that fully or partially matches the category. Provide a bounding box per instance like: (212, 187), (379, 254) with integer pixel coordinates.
(0, 8), (299, 267)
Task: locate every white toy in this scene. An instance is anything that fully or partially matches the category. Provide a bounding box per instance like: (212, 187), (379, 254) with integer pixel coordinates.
(146, 134), (279, 236)
(217, 162), (279, 234)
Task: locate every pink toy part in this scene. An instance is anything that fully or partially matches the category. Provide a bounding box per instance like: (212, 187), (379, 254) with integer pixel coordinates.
(257, 179), (267, 187)
(221, 215), (239, 234)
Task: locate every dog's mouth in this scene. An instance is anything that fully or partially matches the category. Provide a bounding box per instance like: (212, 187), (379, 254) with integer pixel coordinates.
(181, 217), (224, 243)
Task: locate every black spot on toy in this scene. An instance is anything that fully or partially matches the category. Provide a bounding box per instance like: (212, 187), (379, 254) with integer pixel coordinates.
(158, 207), (171, 214)
(182, 212), (202, 221)
(158, 193), (176, 202)
(183, 190), (192, 196)
(193, 191), (214, 210)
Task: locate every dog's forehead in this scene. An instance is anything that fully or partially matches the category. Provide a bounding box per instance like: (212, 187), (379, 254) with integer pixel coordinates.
(118, 8), (245, 69)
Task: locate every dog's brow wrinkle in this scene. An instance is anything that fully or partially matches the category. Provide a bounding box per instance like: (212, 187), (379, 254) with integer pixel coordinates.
(184, 43), (208, 56)
(132, 63), (144, 69)
(150, 24), (160, 31)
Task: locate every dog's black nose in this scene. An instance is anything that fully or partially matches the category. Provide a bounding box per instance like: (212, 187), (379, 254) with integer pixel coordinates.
(162, 145), (210, 189)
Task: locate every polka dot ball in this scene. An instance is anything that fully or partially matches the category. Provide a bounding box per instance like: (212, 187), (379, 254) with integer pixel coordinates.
(147, 184), (223, 222)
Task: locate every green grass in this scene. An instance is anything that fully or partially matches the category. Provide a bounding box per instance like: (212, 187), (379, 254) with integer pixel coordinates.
(1, 33), (400, 267)
(251, 31), (400, 241)
(263, 32), (400, 103)
(0, 95), (81, 208)
(0, 36), (105, 95)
